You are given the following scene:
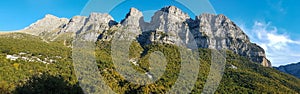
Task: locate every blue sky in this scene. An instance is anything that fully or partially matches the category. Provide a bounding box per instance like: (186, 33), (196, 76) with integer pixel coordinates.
(0, 0), (299, 66)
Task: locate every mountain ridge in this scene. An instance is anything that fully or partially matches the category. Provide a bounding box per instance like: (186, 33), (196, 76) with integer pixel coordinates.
(275, 62), (300, 78)
(0, 33), (300, 93)
(21, 6), (271, 67)
(2, 6), (300, 94)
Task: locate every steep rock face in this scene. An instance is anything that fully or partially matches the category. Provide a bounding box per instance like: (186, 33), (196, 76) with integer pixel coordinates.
(275, 62), (300, 78)
(192, 14), (271, 67)
(24, 14), (69, 36)
(59, 16), (87, 33)
(21, 6), (271, 67)
(77, 13), (116, 42)
(150, 6), (190, 32)
(117, 8), (144, 40)
(135, 6), (271, 67)
(138, 6), (193, 46)
(121, 8), (144, 29)
(80, 13), (114, 32)
(25, 13), (116, 42)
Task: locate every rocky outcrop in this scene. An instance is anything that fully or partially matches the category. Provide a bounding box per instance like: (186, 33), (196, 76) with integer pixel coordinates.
(24, 14), (69, 36)
(141, 6), (192, 45)
(121, 8), (144, 29)
(117, 8), (144, 40)
(77, 13), (116, 42)
(135, 6), (271, 67)
(192, 14), (271, 67)
(59, 16), (87, 33)
(22, 6), (272, 67)
(275, 62), (300, 78)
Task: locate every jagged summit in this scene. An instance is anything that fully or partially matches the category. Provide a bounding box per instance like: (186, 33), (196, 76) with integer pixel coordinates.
(159, 6), (190, 18)
(121, 8), (144, 27)
(21, 6), (271, 67)
(160, 6), (181, 12)
(23, 14), (69, 36)
(88, 13), (114, 23)
(127, 8), (143, 17)
(44, 14), (60, 19)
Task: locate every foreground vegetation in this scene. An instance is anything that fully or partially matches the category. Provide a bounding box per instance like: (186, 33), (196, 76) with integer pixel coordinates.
(0, 33), (300, 93)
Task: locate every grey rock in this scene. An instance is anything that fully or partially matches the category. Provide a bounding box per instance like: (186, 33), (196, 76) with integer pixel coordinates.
(76, 13), (116, 42)
(135, 7), (271, 67)
(60, 16), (87, 33)
(121, 8), (144, 28)
(81, 13), (114, 32)
(21, 6), (272, 67)
(24, 14), (69, 36)
(137, 6), (192, 46)
(192, 14), (271, 67)
(118, 8), (144, 39)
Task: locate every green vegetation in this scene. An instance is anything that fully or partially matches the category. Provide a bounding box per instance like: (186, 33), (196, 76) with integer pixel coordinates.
(0, 33), (300, 93)
(0, 33), (80, 94)
(0, 33), (70, 57)
(96, 40), (300, 93)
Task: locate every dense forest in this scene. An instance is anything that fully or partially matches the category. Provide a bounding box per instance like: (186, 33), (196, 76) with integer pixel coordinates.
(0, 33), (300, 94)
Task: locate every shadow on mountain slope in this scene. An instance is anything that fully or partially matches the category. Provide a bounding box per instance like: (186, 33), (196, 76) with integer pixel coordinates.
(14, 73), (83, 94)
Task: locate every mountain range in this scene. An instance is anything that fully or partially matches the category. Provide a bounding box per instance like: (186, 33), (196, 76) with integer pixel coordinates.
(0, 6), (299, 93)
(23, 6), (271, 67)
(275, 62), (300, 78)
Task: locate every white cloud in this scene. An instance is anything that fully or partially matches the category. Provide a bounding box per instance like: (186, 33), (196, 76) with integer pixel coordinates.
(241, 21), (300, 66)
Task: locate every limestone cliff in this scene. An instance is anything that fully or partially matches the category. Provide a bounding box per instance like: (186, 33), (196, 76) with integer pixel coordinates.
(22, 6), (271, 67)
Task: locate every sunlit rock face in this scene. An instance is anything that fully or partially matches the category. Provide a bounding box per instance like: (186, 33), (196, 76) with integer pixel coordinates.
(22, 6), (271, 67)
(24, 14), (69, 36)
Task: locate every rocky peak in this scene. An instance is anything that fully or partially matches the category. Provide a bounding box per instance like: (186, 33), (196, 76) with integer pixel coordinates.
(20, 6), (272, 67)
(61, 13), (116, 34)
(127, 8), (143, 18)
(195, 14), (250, 43)
(76, 13), (116, 42)
(159, 6), (190, 20)
(193, 13), (271, 66)
(86, 13), (115, 30)
(88, 13), (114, 24)
(24, 14), (69, 35)
(119, 8), (145, 36)
(147, 6), (191, 37)
(70, 16), (88, 23)
(121, 8), (144, 27)
(44, 14), (59, 19)
(59, 16), (87, 33)
(151, 6), (190, 25)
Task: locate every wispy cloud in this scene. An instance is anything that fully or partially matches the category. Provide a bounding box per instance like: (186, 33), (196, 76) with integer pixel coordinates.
(267, 0), (286, 14)
(239, 21), (300, 66)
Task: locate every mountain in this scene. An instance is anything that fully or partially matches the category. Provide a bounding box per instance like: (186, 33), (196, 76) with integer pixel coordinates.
(275, 62), (300, 78)
(22, 6), (271, 67)
(1, 6), (299, 93)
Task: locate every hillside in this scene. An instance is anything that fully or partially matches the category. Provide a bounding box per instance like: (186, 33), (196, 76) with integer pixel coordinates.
(0, 33), (299, 93)
(0, 6), (299, 93)
(23, 6), (271, 67)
